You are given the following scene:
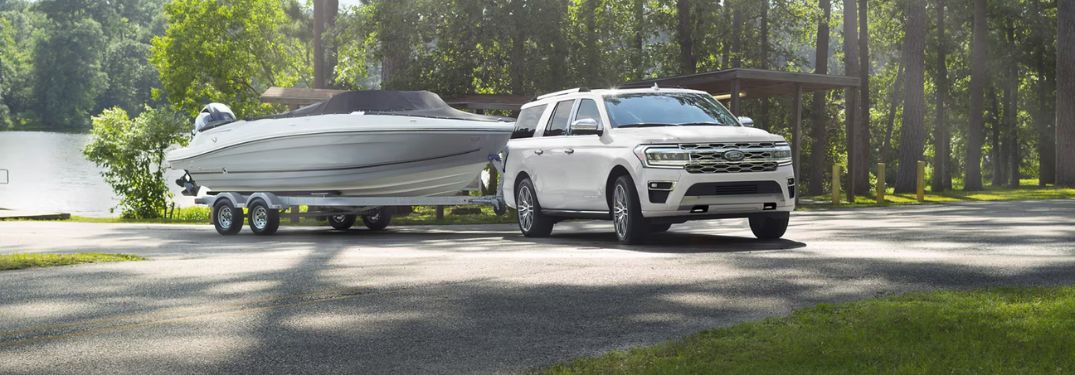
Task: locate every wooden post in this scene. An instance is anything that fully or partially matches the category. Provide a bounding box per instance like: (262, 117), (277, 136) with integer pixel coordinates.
(436, 206), (445, 220)
(832, 164), (841, 205)
(916, 160), (926, 201)
(876, 163), (886, 203)
(731, 79), (742, 115)
(792, 84), (803, 188)
(290, 206), (299, 224)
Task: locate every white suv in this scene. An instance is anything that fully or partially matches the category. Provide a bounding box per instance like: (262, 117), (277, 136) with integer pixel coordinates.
(502, 87), (796, 244)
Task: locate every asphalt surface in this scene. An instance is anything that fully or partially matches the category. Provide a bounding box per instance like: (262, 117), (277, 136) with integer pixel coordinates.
(0, 200), (1073, 374)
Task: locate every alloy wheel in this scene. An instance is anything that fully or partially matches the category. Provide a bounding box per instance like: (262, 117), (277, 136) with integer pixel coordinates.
(518, 185), (534, 232)
(613, 184), (629, 238)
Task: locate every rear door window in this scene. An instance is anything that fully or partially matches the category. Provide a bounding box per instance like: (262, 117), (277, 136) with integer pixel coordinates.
(543, 100), (575, 137)
(512, 104), (546, 139)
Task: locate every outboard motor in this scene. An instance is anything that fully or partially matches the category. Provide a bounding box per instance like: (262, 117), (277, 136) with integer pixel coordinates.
(194, 103), (236, 133)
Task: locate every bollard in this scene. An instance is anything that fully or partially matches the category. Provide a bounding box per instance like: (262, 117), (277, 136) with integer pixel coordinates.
(876, 163), (886, 204)
(916, 160), (926, 202)
(832, 164), (841, 205)
(290, 206), (300, 224)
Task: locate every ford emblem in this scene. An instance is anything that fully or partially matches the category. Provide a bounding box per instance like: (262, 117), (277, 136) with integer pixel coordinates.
(723, 150), (746, 161)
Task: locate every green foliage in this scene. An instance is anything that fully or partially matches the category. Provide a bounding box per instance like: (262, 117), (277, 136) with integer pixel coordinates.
(31, 17), (107, 130)
(83, 106), (189, 219)
(545, 286), (1075, 374)
(150, 0), (307, 118)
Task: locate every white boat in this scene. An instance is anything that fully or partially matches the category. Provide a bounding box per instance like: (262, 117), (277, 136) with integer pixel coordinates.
(166, 91), (514, 197)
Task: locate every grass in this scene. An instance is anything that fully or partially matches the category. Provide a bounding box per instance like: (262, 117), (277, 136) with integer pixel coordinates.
(805, 178), (1075, 208)
(0, 253), (145, 271)
(544, 286), (1075, 374)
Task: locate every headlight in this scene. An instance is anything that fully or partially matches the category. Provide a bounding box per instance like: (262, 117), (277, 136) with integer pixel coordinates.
(774, 142), (792, 165)
(634, 146), (690, 168)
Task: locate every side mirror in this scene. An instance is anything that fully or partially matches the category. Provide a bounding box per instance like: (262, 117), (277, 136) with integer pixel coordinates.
(737, 116), (755, 127)
(570, 118), (602, 135)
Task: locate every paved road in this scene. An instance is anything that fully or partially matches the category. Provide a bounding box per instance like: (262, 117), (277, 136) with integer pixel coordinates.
(0, 200), (1073, 374)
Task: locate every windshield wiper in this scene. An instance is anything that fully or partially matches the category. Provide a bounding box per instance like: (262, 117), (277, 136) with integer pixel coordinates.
(677, 122), (724, 126)
(617, 123), (678, 128)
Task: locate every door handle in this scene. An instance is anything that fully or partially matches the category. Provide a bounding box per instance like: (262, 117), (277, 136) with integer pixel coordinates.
(534, 149), (544, 155)
(564, 148), (575, 154)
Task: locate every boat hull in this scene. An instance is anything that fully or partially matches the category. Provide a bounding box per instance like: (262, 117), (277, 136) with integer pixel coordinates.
(166, 114), (513, 196)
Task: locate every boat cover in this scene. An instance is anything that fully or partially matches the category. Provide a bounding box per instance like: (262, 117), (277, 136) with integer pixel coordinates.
(263, 90), (510, 122)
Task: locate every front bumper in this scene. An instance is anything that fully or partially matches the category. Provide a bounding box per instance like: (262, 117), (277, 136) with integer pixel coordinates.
(636, 164), (796, 219)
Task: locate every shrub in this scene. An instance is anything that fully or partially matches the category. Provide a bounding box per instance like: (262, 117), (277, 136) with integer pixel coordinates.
(83, 106), (189, 219)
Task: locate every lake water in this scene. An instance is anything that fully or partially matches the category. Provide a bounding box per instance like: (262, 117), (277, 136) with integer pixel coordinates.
(0, 131), (195, 217)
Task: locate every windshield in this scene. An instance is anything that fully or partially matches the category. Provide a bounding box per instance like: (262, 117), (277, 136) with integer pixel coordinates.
(603, 93), (739, 128)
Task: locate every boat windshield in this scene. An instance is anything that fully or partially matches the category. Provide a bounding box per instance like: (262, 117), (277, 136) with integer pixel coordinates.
(603, 92), (739, 128)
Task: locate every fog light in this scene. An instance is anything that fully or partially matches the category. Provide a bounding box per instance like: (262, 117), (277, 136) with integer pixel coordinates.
(648, 181), (674, 190)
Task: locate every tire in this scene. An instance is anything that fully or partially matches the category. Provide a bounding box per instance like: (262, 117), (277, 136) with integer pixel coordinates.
(362, 209), (392, 231)
(648, 223), (672, 233)
(328, 214), (356, 230)
(515, 178), (554, 237)
(247, 200), (280, 236)
(212, 199), (244, 236)
(749, 212), (790, 240)
(611, 175), (647, 244)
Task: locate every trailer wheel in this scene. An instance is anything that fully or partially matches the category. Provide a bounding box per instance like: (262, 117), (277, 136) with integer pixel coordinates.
(248, 200), (280, 235)
(363, 209), (391, 231)
(328, 214), (356, 230)
(212, 199), (244, 235)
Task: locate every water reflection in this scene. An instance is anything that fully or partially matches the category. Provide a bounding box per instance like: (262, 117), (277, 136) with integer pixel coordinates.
(0, 131), (194, 217)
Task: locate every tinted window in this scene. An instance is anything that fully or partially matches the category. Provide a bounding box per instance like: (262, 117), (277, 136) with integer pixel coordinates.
(543, 100), (574, 137)
(512, 105), (546, 139)
(574, 99), (600, 123)
(603, 93), (738, 128)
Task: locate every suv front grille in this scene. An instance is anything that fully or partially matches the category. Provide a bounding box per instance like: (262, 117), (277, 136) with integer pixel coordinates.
(685, 162), (779, 174)
(681, 142), (781, 174)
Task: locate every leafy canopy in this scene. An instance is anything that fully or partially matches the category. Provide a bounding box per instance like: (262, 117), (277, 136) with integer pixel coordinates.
(150, 0), (307, 118)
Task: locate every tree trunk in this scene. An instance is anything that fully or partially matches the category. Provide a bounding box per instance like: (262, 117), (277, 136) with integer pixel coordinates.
(842, 0), (860, 201)
(894, 0), (926, 194)
(677, 0), (696, 74)
(965, 0), (988, 191)
(854, 0), (871, 195)
(1034, 0), (1056, 186)
(1058, 0), (1075, 187)
(882, 61), (904, 166)
(931, 0), (949, 192)
(990, 87), (1002, 186)
(1005, 22), (1020, 188)
(808, 0), (831, 195)
(759, 0), (771, 131)
(731, 0), (743, 68)
(633, 0), (645, 80)
(313, 0), (325, 89)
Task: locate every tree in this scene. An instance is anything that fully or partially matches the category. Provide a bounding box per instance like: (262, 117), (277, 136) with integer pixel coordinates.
(808, 0), (830, 195)
(83, 106), (188, 219)
(32, 18), (106, 130)
(964, 0), (988, 191)
(894, 0), (926, 193)
(150, 0), (307, 117)
(931, 0), (950, 192)
(1058, 0), (1075, 187)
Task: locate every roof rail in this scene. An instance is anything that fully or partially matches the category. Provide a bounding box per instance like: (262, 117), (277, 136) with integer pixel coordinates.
(536, 87), (589, 100)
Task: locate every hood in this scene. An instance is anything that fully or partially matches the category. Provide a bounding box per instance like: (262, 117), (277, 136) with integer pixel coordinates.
(609, 125), (784, 144)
